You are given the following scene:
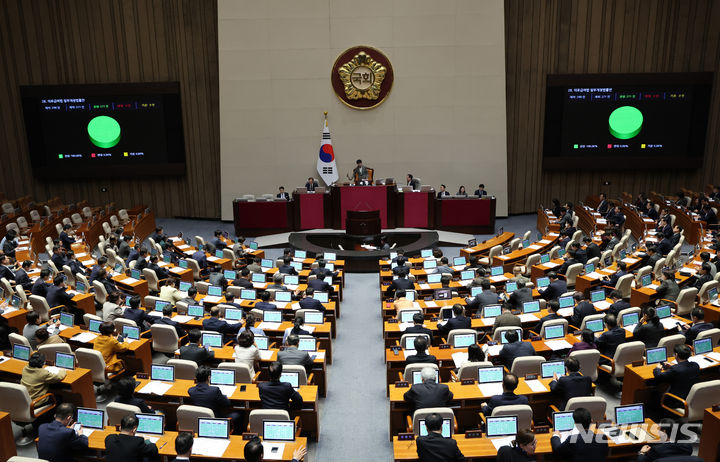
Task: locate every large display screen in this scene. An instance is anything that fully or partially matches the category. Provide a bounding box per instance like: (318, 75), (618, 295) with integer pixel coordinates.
(543, 73), (712, 168)
(20, 82), (185, 178)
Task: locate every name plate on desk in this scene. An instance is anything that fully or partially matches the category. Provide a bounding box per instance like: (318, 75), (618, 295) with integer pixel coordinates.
(136, 373), (149, 380)
(534, 425), (549, 434)
(631, 360), (645, 367)
(388, 319), (398, 324)
(242, 433), (258, 440)
(439, 344), (451, 350)
(390, 346), (402, 354)
(525, 374), (538, 381)
(713, 404), (720, 412)
(394, 381), (409, 388)
(461, 379), (475, 385)
(465, 430), (483, 439)
(398, 433), (415, 441)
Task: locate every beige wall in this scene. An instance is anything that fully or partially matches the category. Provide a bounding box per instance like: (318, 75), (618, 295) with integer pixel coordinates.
(219, 0), (508, 220)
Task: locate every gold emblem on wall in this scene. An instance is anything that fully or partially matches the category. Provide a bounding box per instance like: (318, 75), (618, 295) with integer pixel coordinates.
(331, 46), (394, 110)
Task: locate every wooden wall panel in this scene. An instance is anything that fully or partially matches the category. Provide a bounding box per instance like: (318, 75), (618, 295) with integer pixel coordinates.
(0, 0), (219, 218)
(505, 0), (720, 213)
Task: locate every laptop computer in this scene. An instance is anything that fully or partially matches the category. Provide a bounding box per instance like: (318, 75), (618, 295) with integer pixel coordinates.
(136, 413), (164, 436)
(297, 337), (317, 351)
(500, 329), (523, 344)
(537, 277), (550, 289)
(544, 324), (565, 340)
(75, 281), (87, 293)
(252, 273), (266, 283)
(123, 325), (140, 340)
(255, 336), (269, 350)
(197, 418), (230, 439)
(263, 311), (282, 323)
(400, 310), (422, 323)
(486, 416), (518, 438)
(590, 290), (605, 303)
(655, 305), (672, 319)
(418, 418), (451, 438)
(427, 273), (442, 284)
(523, 300), (540, 314)
(420, 249), (433, 258)
(290, 261), (303, 271)
(215, 250), (224, 259)
(154, 300), (171, 313)
(454, 257), (467, 266)
(324, 252), (336, 261)
(55, 352), (75, 370)
(585, 318), (604, 333)
(434, 288), (452, 300)
(490, 266), (503, 277)
(314, 292), (329, 303)
(452, 333), (476, 348)
(188, 305), (204, 318)
(150, 364), (175, 382)
(240, 289), (257, 300)
(210, 368), (236, 386)
(552, 411), (576, 432)
(468, 239), (477, 247)
(261, 259), (274, 269)
(279, 371), (300, 389)
(304, 311), (324, 324)
(284, 275), (299, 285)
(646, 346), (667, 365)
(60, 312), (74, 328)
(470, 286), (483, 297)
(249, 241), (259, 250)
(505, 281), (518, 293)
(540, 254), (551, 264)
(423, 260), (437, 270)
(483, 305), (502, 318)
(225, 308), (243, 321)
(412, 369), (439, 385)
(541, 360), (566, 378)
(76, 408), (104, 430)
(179, 281), (192, 292)
(202, 332), (223, 348)
(88, 319), (102, 333)
(178, 260), (189, 269)
(208, 286), (222, 297)
(478, 366), (504, 385)
(403, 334), (429, 350)
(622, 312), (639, 327)
(640, 273), (653, 288)
(263, 420), (296, 442)
(223, 270), (236, 280)
(275, 291), (292, 303)
(460, 270), (475, 281)
(558, 296), (574, 309)
(584, 263), (595, 274)
(615, 404), (645, 426)
(694, 337), (713, 355)
(294, 250), (307, 259)
(403, 291), (416, 302)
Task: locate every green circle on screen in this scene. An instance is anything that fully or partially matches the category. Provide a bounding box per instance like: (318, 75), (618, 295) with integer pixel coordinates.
(87, 116), (121, 148)
(608, 106), (643, 140)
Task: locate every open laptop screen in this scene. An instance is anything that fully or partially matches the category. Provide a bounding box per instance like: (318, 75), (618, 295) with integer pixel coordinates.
(263, 420), (296, 441)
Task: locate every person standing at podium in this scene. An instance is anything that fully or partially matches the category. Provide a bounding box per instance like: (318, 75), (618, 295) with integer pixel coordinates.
(353, 159), (369, 184)
(304, 177), (319, 191)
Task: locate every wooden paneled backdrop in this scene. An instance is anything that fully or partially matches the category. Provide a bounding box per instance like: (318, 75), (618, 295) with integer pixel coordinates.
(505, 0), (720, 213)
(0, 0), (220, 218)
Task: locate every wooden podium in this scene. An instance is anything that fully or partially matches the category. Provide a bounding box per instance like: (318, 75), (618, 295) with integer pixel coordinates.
(345, 210), (381, 236)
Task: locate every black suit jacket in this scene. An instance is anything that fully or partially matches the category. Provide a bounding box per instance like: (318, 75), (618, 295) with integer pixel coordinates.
(46, 285), (74, 307)
(550, 432), (608, 462)
(570, 301), (596, 328)
(607, 299), (630, 317)
(534, 313), (562, 333)
(438, 316), (471, 336)
(498, 341), (535, 369)
(403, 382), (453, 410)
(636, 442), (693, 462)
(277, 192), (290, 200)
(123, 307), (153, 327)
(104, 433), (158, 462)
(405, 325), (434, 338)
(304, 181), (318, 191)
(549, 372), (593, 408)
(0, 265), (15, 281)
(298, 297), (325, 312)
(596, 327), (626, 358)
(188, 382), (231, 415)
(684, 321), (713, 343)
(32, 278), (52, 297)
(59, 231), (75, 250)
(202, 317), (241, 335)
(509, 287), (533, 311)
(37, 419), (89, 462)
(179, 343), (215, 365)
(278, 264), (297, 275)
(258, 380), (303, 411)
(232, 277), (253, 288)
(155, 317), (187, 338)
(540, 280), (567, 301)
(465, 290), (500, 311)
(406, 352), (438, 365)
(387, 277), (414, 296)
(585, 243), (601, 260)
(416, 432), (466, 462)
(482, 391), (529, 414)
(632, 321), (665, 348)
(652, 360), (700, 399)
(14, 268), (32, 291)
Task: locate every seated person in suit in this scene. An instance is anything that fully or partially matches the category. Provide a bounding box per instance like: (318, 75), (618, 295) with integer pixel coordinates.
(406, 335), (438, 365)
(282, 318), (311, 344)
(438, 304), (472, 336)
(298, 287), (326, 313)
(353, 159), (369, 183)
(0, 229), (18, 258)
(114, 376), (155, 414)
(207, 266), (227, 289)
(509, 266), (531, 285)
(406, 312), (433, 338)
(680, 307), (714, 344)
(498, 330), (535, 370)
(202, 306), (242, 335)
(278, 256), (298, 275)
(550, 408), (608, 462)
(307, 272), (333, 294)
(258, 361), (303, 411)
(404, 366), (453, 411)
(387, 270), (413, 298)
(94, 322), (130, 374)
(188, 366), (242, 432)
(606, 290), (630, 317)
(570, 292), (596, 328)
(32, 268), (53, 297)
(653, 344), (700, 400)
(37, 403), (89, 462)
(35, 326), (65, 348)
(21, 351), (66, 407)
(633, 306), (665, 348)
(392, 256), (409, 276)
(278, 333), (314, 374)
(210, 230), (226, 250)
(415, 412), (466, 462)
(658, 234), (674, 257)
(255, 290), (278, 311)
(266, 272), (290, 291)
(222, 293), (244, 312)
(493, 305), (521, 334)
(533, 300), (561, 333)
(406, 173), (420, 190)
(150, 227), (169, 249)
(66, 251), (87, 276)
(693, 262), (714, 291)
(496, 429), (537, 462)
(474, 183), (487, 196)
(508, 281), (534, 312)
(232, 267), (254, 288)
(304, 177), (319, 191)
(583, 236), (601, 261)
(605, 228), (622, 251)
(637, 418), (693, 461)
(174, 432), (194, 461)
(569, 329), (597, 353)
(643, 201), (659, 220)
(123, 294), (154, 329)
(465, 280), (500, 311)
(645, 245), (662, 273)
(154, 305), (188, 344)
(595, 314), (626, 362)
(549, 357), (593, 409)
(14, 259), (33, 291)
(539, 272), (567, 301)
(246, 257), (262, 273)
(158, 278), (184, 305)
(557, 249), (580, 275)
(23, 310), (42, 349)
(179, 328), (215, 365)
(436, 257), (454, 274)
(104, 415), (158, 462)
(191, 248), (207, 270)
(244, 435), (306, 462)
(602, 261), (628, 288)
(309, 259), (336, 278)
(655, 268), (680, 302)
(436, 184), (450, 198)
(481, 373), (529, 415)
(276, 186), (290, 200)
(96, 269), (118, 295)
(50, 245), (68, 271)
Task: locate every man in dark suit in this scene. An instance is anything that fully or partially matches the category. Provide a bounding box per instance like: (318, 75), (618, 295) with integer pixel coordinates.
(416, 412), (466, 462)
(657, 235), (673, 256)
(104, 415), (158, 462)
(147, 255), (170, 280)
(583, 236), (601, 261)
(404, 366), (453, 410)
(179, 329), (214, 365)
(498, 330), (535, 369)
(126, 246), (140, 266)
(606, 205), (626, 227)
(46, 275), (75, 309)
(304, 177), (319, 191)
(309, 259), (336, 278)
(96, 269), (118, 294)
(606, 290), (630, 317)
(670, 225), (683, 247)
(278, 256), (298, 275)
(481, 373), (529, 415)
(232, 267), (254, 288)
(655, 268), (680, 301)
(549, 357), (593, 409)
(406, 336), (438, 365)
(222, 293), (244, 312)
(597, 193), (609, 215)
(387, 271), (414, 297)
(602, 261), (628, 288)
(155, 306), (188, 343)
(123, 295), (154, 329)
(474, 184), (487, 197)
(276, 186), (290, 200)
(307, 274), (333, 294)
(436, 184), (450, 198)
(406, 173), (420, 190)
(438, 304), (471, 336)
(254, 291), (277, 311)
(534, 300), (562, 332)
(14, 259), (33, 291)
(643, 201), (659, 220)
(540, 272), (567, 301)
(571, 242), (588, 265)
(188, 366), (242, 432)
(700, 205), (718, 225)
(258, 361), (303, 411)
(117, 235), (132, 260)
(557, 250), (580, 275)
(32, 268), (53, 297)
(173, 432), (194, 462)
(66, 252), (87, 276)
(59, 224), (75, 250)
(298, 287), (325, 312)
(653, 344), (699, 399)
(508, 281), (533, 311)
(89, 256), (108, 283)
(492, 305), (521, 333)
(191, 249), (207, 270)
(637, 418), (693, 461)
(51, 246), (68, 272)
(209, 230), (226, 251)
(353, 159), (369, 182)
(151, 227), (168, 249)
(465, 280), (500, 312)
(645, 245), (662, 272)
(595, 314), (626, 360)
(570, 292), (596, 328)
(693, 262), (713, 291)
(202, 306), (241, 335)
(37, 403), (89, 462)
(680, 307), (714, 344)
(406, 312), (433, 338)
(550, 408), (608, 462)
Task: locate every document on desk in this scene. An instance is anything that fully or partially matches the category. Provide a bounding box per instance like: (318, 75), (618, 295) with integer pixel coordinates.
(481, 317), (495, 326)
(72, 332), (98, 343)
(75, 252), (87, 258)
(171, 315), (193, 324)
(202, 295), (222, 304)
(706, 352), (720, 362)
(252, 282), (266, 289)
(585, 272), (603, 279)
(544, 262), (560, 268)
(688, 355), (718, 369)
(261, 442), (286, 460)
(169, 267), (185, 273)
(138, 381), (173, 396)
(519, 314), (539, 323)
(451, 352), (469, 368)
(310, 351), (325, 361)
(120, 277), (139, 284)
(544, 339), (573, 351)
(258, 322), (281, 331)
(1, 307), (18, 315)
(490, 436), (515, 451)
(478, 383), (504, 397)
(594, 300), (611, 310)
(621, 258), (639, 265)
(192, 437), (230, 457)
(557, 308), (574, 317)
(66, 290), (78, 297)
(539, 239), (552, 244)
(525, 380), (547, 392)
(527, 244), (542, 250)
(258, 350), (274, 361)
(398, 322), (414, 332)
(274, 302), (288, 309)
(418, 283), (431, 290)
(45, 366), (61, 375)
(217, 385), (237, 397)
(207, 256), (220, 262)
(660, 318), (679, 329)
(484, 345), (503, 357)
(490, 275), (508, 283)
(424, 301), (438, 308)
(403, 350), (417, 359)
(147, 311), (163, 317)
(462, 248), (474, 253)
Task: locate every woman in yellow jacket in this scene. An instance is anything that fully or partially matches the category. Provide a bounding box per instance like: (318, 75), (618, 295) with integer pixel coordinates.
(94, 321), (129, 373)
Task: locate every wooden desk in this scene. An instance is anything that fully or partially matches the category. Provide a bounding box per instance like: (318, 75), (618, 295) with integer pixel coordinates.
(537, 208), (560, 234)
(71, 293), (96, 315)
(699, 408), (720, 462)
(619, 203), (656, 240)
(0, 411), (16, 461)
(629, 272), (692, 307)
(459, 232), (515, 258)
(59, 328), (153, 374)
(87, 426), (307, 460)
(435, 197), (496, 234)
(2, 307), (29, 333)
(133, 378), (320, 440)
(0, 357), (96, 407)
(493, 234), (560, 271)
(112, 275), (149, 299)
